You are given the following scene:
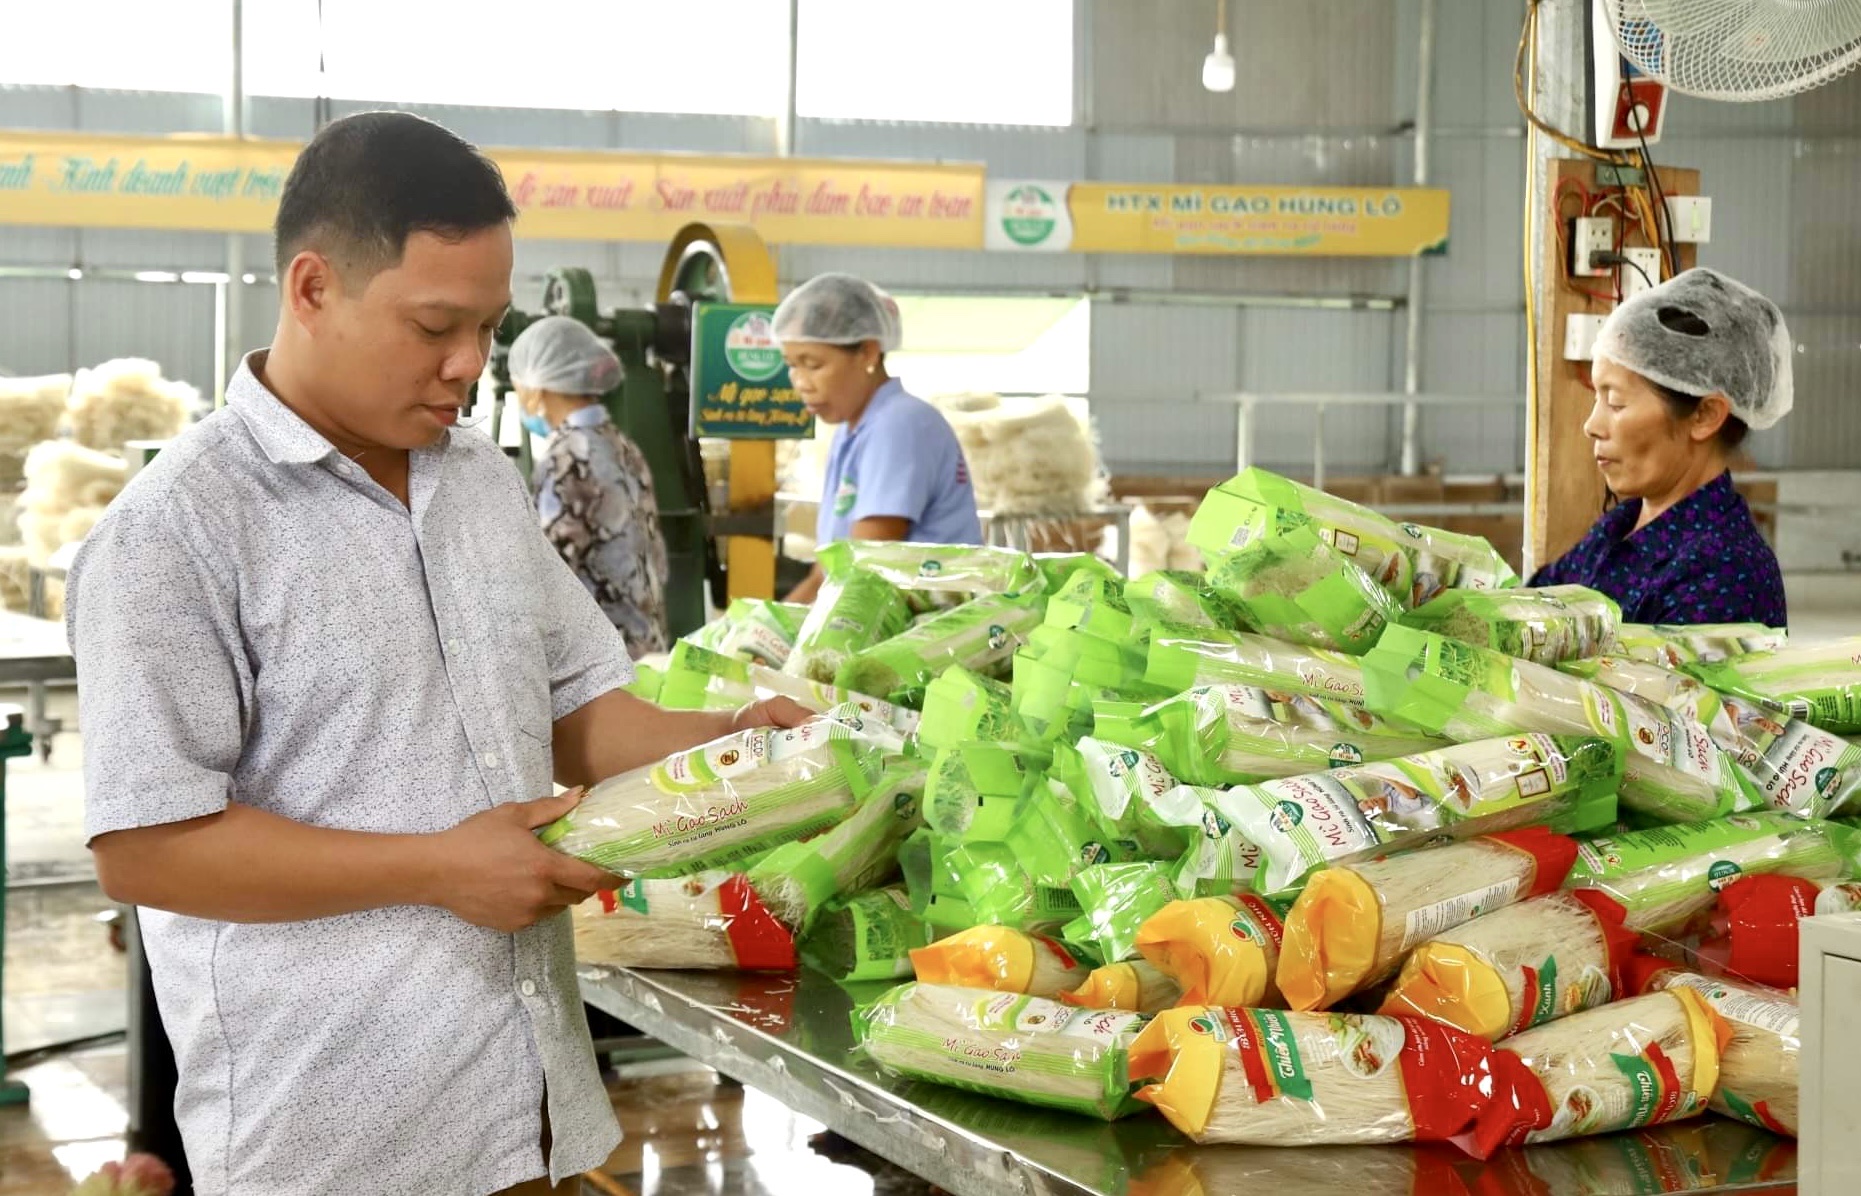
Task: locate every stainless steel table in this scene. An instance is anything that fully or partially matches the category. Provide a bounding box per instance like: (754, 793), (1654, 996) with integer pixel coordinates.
(0, 611), (74, 761)
(578, 965), (1798, 1196)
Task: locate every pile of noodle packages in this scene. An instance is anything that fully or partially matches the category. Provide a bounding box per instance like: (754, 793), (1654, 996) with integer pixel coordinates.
(548, 467), (1861, 1162)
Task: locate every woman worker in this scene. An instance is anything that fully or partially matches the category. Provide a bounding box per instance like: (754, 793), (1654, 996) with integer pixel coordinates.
(1532, 268), (1791, 627)
(509, 315), (671, 657)
(773, 273), (982, 603)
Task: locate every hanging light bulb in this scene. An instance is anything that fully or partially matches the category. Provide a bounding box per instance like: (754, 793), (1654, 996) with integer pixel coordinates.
(1203, 0), (1236, 93)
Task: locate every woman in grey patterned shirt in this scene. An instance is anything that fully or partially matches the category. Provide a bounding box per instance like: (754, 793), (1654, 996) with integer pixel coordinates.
(509, 316), (670, 658)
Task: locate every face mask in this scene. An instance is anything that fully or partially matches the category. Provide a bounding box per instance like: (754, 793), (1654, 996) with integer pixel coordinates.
(521, 412), (551, 439)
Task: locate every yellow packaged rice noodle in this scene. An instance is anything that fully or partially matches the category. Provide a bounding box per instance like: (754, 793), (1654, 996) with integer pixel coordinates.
(1471, 991), (1729, 1156)
(1134, 893), (1292, 1008)
(1631, 961), (1801, 1137)
(1061, 959), (1183, 1014)
(908, 924), (1091, 997)
(1276, 828), (1580, 1012)
(1377, 890), (1638, 1041)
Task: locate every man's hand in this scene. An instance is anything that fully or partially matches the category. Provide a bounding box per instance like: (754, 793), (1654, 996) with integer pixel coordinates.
(729, 696), (816, 733)
(429, 789), (618, 933)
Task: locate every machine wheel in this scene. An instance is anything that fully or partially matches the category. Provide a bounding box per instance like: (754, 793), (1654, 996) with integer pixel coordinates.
(542, 267), (599, 326)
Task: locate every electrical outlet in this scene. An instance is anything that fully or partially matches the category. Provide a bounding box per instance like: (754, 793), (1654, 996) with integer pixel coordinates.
(1572, 217), (1614, 277)
(1621, 247), (1662, 299)
(1565, 313), (1608, 360)
(1665, 196), (1712, 242)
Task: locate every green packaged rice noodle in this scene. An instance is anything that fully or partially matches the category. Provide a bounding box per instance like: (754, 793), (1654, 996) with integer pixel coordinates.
(853, 982), (1150, 1120)
(571, 871), (796, 971)
(1146, 627), (1370, 706)
(658, 642), (922, 732)
(1364, 626), (1751, 825)
(1004, 780), (1192, 890)
(706, 598), (810, 668)
(1068, 862), (1182, 964)
(538, 705), (909, 877)
(1013, 627), (1161, 744)
(1688, 636), (1861, 735)
(1125, 570), (1249, 635)
(1569, 812), (1856, 934)
(747, 767), (926, 932)
(836, 589), (1046, 706)
(785, 570), (913, 685)
(799, 886), (934, 982)
(1567, 656), (1861, 820)
(819, 540), (1040, 611)
(1043, 568), (1136, 646)
(1211, 733), (1621, 895)
(1400, 584), (1619, 667)
(946, 841), (1083, 931)
(1389, 519), (1520, 605)
(1615, 623), (1789, 669)
(1188, 470), (1415, 606)
(1051, 738), (1200, 861)
(1204, 523), (1401, 654)
(925, 743), (1042, 839)
(917, 667), (1022, 754)
(1092, 685), (1448, 788)
(1035, 552), (1120, 593)
(900, 828), (975, 929)
(1169, 790), (1266, 897)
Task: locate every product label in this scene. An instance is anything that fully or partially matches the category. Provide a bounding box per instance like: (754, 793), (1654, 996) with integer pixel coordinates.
(1660, 974), (1800, 1039)
(1750, 716), (1854, 816)
(1223, 1009), (1316, 1104)
(1611, 1043), (1686, 1128)
(1250, 773), (1379, 864)
(1400, 876), (1523, 951)
(1573, 813), (1781, 878)
(1082, 741), (1175, 822)
(1512, 955), (1561, 1035)
(650, 730), (770, 794)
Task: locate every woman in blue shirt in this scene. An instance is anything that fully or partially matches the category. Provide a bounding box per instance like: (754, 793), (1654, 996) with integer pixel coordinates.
(772, 273), (982, 603)
(1532, 269), (1792, 627)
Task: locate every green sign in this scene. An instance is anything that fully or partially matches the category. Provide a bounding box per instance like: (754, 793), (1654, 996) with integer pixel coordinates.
(690, 303), (813, 440)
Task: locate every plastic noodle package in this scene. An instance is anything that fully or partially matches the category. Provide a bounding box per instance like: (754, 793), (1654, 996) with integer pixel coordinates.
(1067, 862), (1181, 964)
(1614, 623), (1788, 669)
(785, 570), (913, 684)
(1187, 470), (1416, 606)
(916, 667), (1021, 754)
(1135, 892), (1292, 1008)
(1400, 585), (1619, 667)
(1042, 567), (1135, 646)
(908, 925), (1092, 997)
(1210, 734), (1619, 896)
(689, 598), (810, 668)
(1390, 519), (1520, 605)
(1092, 685), (1448, 789)
(836, 589), (1045, 706)
(1630, 959), (1801, 1137)
(1467, 990), (1728, 1157)
(944, 841), (1083, 932)
(1377, 890), (1637, 1040)
(923, 742), (1042, 840)
(1566, 811), (1855, 935)
(1125, 570), (1248, 635)
(853, 982), (1149, 1120)
(1701, 873), (1859, 989)
(1129, 1006), (1499, 1147)
(1062, 959), (1183, 1014)
(1169, 790), (1265, 897)
(570, 872), (796, 971)
(537, 707), (908, 877)
(1275, 827), (1580, 1012)
(1050, 738), (1200, 861)
(798, 887), (933, 983)
(1688, 636), (1861, 735)
(818, 539), (1040, 610)
(746, 766), (925, 932)
(1204, 523), (1402, 654)
(1146, 627), (1370, 706)
(658, 642), (920, 732)
(1364, 625), (1750, 825)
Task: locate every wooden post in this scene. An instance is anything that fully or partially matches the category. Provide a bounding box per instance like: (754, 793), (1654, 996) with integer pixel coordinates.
(1528, 158), (1699, 570)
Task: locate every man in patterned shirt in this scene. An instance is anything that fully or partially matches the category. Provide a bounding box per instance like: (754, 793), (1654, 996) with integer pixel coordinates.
(509, 316), (670, 659)
(66, 112), (806, 1195)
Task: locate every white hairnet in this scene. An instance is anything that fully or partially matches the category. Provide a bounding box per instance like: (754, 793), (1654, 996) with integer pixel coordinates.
(507, 315), (623, 395)
(1592, 267), (1793, 431)
(771, 273), (903, 352)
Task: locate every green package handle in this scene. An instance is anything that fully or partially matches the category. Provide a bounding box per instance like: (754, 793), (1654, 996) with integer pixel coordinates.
(1035, 552), (1120, 593)
(1006, 785), (1132, 889)
(1069, 861), (1180, 964)
(1043, 570), (1135, 647)
(799, 886), (931, 983)
(623, 663), (666, 704)
(947, 842), (1086, 930)
(925, 743), (1041, 839)
(1126, 570), (1249, 635)
(924, 893), (978, 931)
(918, 667), (1022, 754)
(899, 828), (936, 916)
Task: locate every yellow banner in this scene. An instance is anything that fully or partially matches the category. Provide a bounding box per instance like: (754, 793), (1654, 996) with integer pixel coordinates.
(984, 181), (1451, 256)
(0, 131), (987, 249)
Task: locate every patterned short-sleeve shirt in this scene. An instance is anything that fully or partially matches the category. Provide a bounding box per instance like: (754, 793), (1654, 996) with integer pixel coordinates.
(534, 405), (670, 659)
(1531, 471), (1788, 626)
(65, 354), (628, 1195)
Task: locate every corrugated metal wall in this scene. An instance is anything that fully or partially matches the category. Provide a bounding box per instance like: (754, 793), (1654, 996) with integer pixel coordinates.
(2, 0), (1857, 481)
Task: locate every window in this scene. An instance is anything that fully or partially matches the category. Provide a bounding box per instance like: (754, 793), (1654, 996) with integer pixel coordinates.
(0, 0), (230, 93)
(796, 0), (1074, 126)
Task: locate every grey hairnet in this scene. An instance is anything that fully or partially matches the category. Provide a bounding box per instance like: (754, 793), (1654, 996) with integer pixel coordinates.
(507, 315), (623, 396)
(771, 273), (903, 352)
(1592, 267), (1793, 431)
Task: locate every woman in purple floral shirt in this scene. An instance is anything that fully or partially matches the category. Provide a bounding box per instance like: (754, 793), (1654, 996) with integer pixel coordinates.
(1532, 269), (1792, 628)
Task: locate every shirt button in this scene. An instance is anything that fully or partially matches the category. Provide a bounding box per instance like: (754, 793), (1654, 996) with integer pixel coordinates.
(519, 979), (537, 997)
(482, 752), (500, 769)
(444, 637), (461, 656)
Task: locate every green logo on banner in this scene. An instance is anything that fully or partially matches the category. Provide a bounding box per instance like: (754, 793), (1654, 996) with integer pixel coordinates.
(1000, 183), (1059, 246)
(723, 310), (784, 381)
